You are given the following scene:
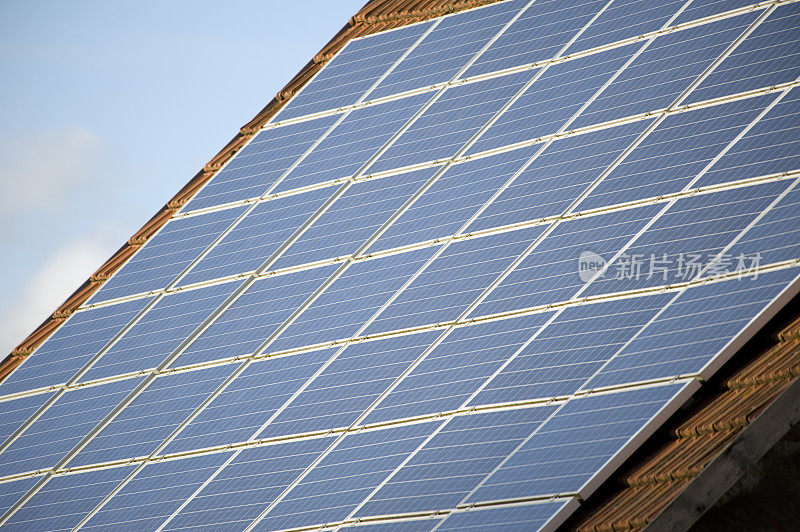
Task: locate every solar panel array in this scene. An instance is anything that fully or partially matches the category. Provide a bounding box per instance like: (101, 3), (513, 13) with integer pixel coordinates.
(2, 0), (800, 530)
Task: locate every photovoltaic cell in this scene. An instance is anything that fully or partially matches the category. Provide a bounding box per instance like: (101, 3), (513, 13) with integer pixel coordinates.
(436, 500), (573, 531)
(0, 378), (141, 479)
(80, 452), (233, 531)
(179, 187), (336, 286)
(268, 246), (438, 353)
(362, 313), (554, 425)
(272, 168), (438, 270)
(467, 119), (651, 233)
(0, 297), (151, 397)
(0, 392), (55, 446)
(79, 283), (240, 383)
(671, 0), (760, 26)
(369, 70), (533, 174)
(253, 422), (440, 531)
(174, 266), (337, 368)
(275, 93), (432, 193)
(686, 3), (800, 103)
(468, 42), (641, 155)
(162, 437), (334, 530)
(182, 114), (340, 211)
(365, 225), (547, 335)
(70, 365), (235, 468)
(86, 207), (246, 305)
(274, 22), (435, 121)
(354, 407), (555, 517)
(585, 268), (800, 389)
(470, 204), (662, 318)
(163, 349), (336, 455)
(260, 332), (439, 439)
(2, 465), (135, 531)
(571, 13), (759, 129)
(727, 186), (800, 265)
(341, 522), (441, 532)
(366, 147), (535, 254)
(0, 476), (39, 520)
(466, 383), (688, 502)
(369, 0), (526, 100)
(463, 0), (607, 78)
(468, 294), (673, 406)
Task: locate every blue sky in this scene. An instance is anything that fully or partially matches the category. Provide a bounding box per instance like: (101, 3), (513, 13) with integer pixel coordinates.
(0, 1), (366, 353)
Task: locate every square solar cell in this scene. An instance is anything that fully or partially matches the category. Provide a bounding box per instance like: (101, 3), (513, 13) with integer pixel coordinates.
(465, 383), (689, 502)
(174, 265), (338, 367)
(437, 500), (575, 531)
(162, 437), (334, 530)
(0, 392), (55, 447)
(362, 313), (555, 425)
(571, 12), (760, 129)
(163, 349), (337, 454)
(468, 42), (641, 154)
(671, 0), (760, 26)
(179, 187), (336, 286)
(365, 225), (547, 335)
(272, 167), (438, 270)
(463, 0), (607, 78)
(183, 114), (340, 211)
(87, 207), (246, 304)
(686, 3), (800, 103)
(276, 93), (433, 193)
(79, 282), (240, 383)
(70, 365), (236, 468)
(80, 452), (233, 531)
(369, 70), (533, 174)
(0, 378), (141, 479)
(727, 185), (800, 265)
(584, 268), (800, 389)
(274, 21), (435, 121)
(344, 522), (441, 532)
(252, 422), (440, 531)
(268, 246), (439, 353)
(0, 476), (39, 520)
(0, 297), (151, 397)
(467, 119), (651, 233)
(354, 406), (555, 517)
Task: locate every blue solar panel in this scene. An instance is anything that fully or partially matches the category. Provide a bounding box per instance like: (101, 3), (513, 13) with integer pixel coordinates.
(585, 268), (800, 389)
(80, 452), (232, 531)
(272, 168), (438, 270)
(727, 186), (800, 265)
(87, 207), (246, 305)
(687, 3), (800, 103)
(163, 349), (336, 455)
(363, 313), (554, 425)
(183, 115), (340, 211)
(268, 247), (438, 353)
(275, 93), (433, 193)
(0, 298), (151, 397)
(468, 42), (641, 154)
(695, 90), (800, 188)
(79, 283), (239, 383)
(260, 332), (439, 439)
(274, 22), (435, 121)
(572, 13), (760, 129)
(672, 0), (760, 26)
(162, 437), (334, 530)
(366, 226), (547, 335)
(343, 521), (441, 532)
(468, 294), (672, 406)
(3, 465), (135, 531)
(354, 407), (555, 517)
(470, 204), (662, 318)
(179, 187), (336, 286)
(0, 378), (141, 478)
(465, 383), (688, 502)
(583, 180), (790, 297)
(0, 476), (39, 521)
(437, 500), (574, 531)
(253, 422), (440, 531)
(70, 365), (235, 468)
(369, 0), (526, 100)
(463, 0), (607, 78)
(367, 147), (536, 254)
(563, 0), (687, 55)
(0, 392), (54, 446)
(468, 119), (651, 233)
(174, 266), (337, 368)
(370, 71), (533, 174)
(575, 95), (774, 211)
